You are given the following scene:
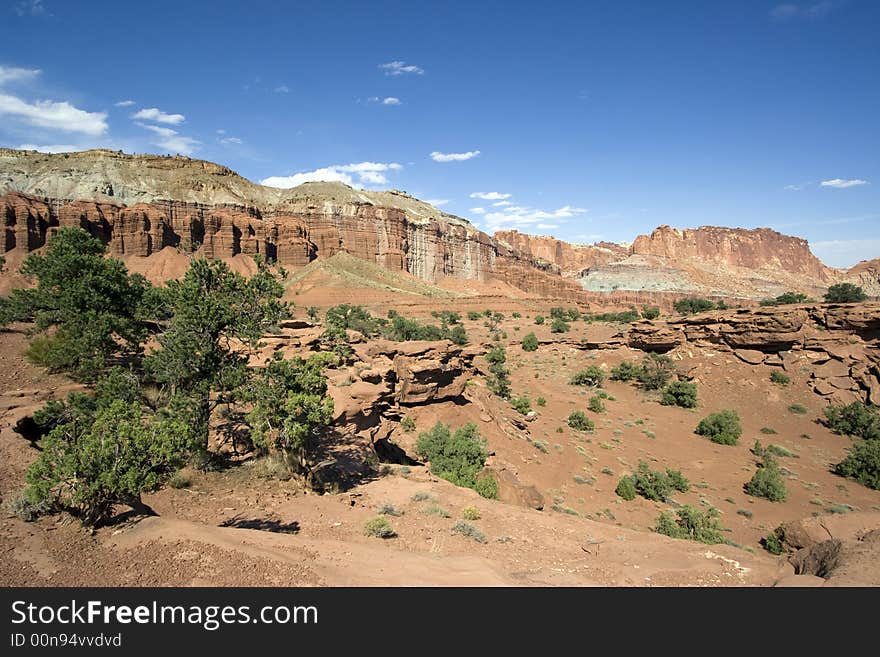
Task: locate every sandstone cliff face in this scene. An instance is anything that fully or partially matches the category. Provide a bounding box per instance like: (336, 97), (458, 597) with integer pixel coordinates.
(631, 225), (834, 282)
(843, 259), (880, 297)
(494, 229), (626, 276)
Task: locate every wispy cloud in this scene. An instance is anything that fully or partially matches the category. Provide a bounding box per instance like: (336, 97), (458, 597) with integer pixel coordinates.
(14, 0), (50, 17)
(469, 207), (486, 215)
(114, 99), (135, 107)
(425, 199), (449, 206)
(784, 182), (811, 191)
(261, 162), (403, 189)
(134, 122), (198, 155)
(0, 94), (107, 135)
(493, 200), (512, 206)
(430, 150), (480, 162)
(274, 84), (290, 94)
(536, 223), (559, 230)
(479, 204), (587, 233)
(770, 2), (840, 20)
(820, 178), (869, 188)
(0, 66), (41, 85)
(379, 61), (424, 76)
(219, 136), (243, 145)
(367, 96), (401, 106)
(131, 107), (185, 125)
(470, 191), (510, 200)
(18, 143), (86, 153)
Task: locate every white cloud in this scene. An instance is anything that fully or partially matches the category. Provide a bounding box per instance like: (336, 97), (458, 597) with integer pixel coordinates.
(470, 207), (486, 215)
(0, 93), (107, 135)
(820, 178), (869, 188)
(274, 85), (290, 93)
(425, 199), (449, 206)
(114, 99), (135, 107)
(367, 96), (401, 106)
(0, 66), (41, 85)
(216, 128), (226, 134)
(220, 136), (243, 145)
(811, 239), (880, 268)
(15, 0), (49, 17)
(134, 122), (198, 155)
(379, 61), (424, 76)
(260, 161), (403, 189)
(131, 107), (185, 125)
(135, 122), (176, 138)
(536, 224), (558, 230)
(480, 204), (587, 232)
(470, 191), (510, 200)
(784, 182), (810, 191)
(431, 150), (480, 162)
(18, 143), (85, 153)
(771, 1), (839, 19)
(493, 200), (512, 206)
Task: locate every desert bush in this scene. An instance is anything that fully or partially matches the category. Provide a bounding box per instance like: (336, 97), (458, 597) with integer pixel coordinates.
(467, 311), (481, 321)
(3, 492), (52, 522)
(512, 312), (522, 319)
(834, 440), (880, 490)
(665, 469), (690, 492)
(695, 410), (742, 445)
(401, 416), (416, 433)
(474, 475), (498, 500)
(824, 402), (880, 440)
(421, 504), (450, 517)
(619, 461), (690, 502)
(770, 371), (790, 385)
(462, 506), (481, 520)
(168, 471), (192, 489)
(660, 381), (698, 408)
(511, 395), (532, 415)
(587, 395), (606, 413)
(550, 318), (570, 333)
(415, 422), (490, 493)
(655, 505), (725, 544)
(673, 297), (716, 315)
(760, 292), (809, 306)
(485, 344), (511, 399)
(636, 354), (675, 390)
(824, 283), (867, 303)
(567, 411), (595, 432)
(610, 360), (641, 381)
(364, 516), (396, 538)
(762, 532), (785, 555)
(615, 476), (636, 500)
(521, 332), (539, 352)
(788, 403), (807, 415)
(744, 456), (787, 501)
(452, 521), (487, 543)
(571, 365), (605, 387)
(586, 309), (640, 323)
(534, 315), (545, 325)
(378, 504), (403, 517)
(536, 397), (546, 407)
(641, 306), (661, 320)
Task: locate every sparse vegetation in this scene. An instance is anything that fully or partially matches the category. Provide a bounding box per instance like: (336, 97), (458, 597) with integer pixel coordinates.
(760, 292), (809, 306)
(534, 315), (545, 325)
(461, 506), (481, 520)
(536, 396), (546, 407)
(641, 306), (661, 320)
(636, 354), (675, 390)
(587, 395), (606, 413)
(415, 422), (494, 497)
(824, 401), (880, 441)
(744, 455), (787, 502)
(567, 411), (595, 432)
(485, 344), (512, 399)
(610, 360), (641, 382)
(421, 504), (451, 518)
(655, 505), (725, 544)
(401, 416), (416, 433)
(788, 403), (807, 415)
(770, 371), (790, 385)
(511, 395), (532, 415)
(364, 516), (396, 539)
(571, 366), (605, 387)
(617, 461), (690, 502)
(550, 318), (570, 333)
(660, 381), (698, 408)
(673, 297), (717, 315)
(695, 410), (742, 445)
(521, 332), (539, 351)
(762, 532), (785, 555)
(452, 521), (487, 543)
(824, 283), (867, 303)
(834, 440), (880, 490)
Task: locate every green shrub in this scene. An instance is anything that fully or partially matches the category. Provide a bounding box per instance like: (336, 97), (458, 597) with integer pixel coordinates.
(834, 440), (880, 490)
(521, 332), (539, 352)
(655, 505), (725, 544)
(452, 521), (487, 543)
(587, 395), (606, 413)
(534, 315), (545, 325)
(615, 476), (636, 500)
(3, 492), (52, 522)
(610, 361), (640, 382)
(770, 371), (791, 385)
(421, 504), (451, 518)
(462, 506), (481, 520)
(620, 461), (690, 502)
(415, 422), (489, 492)
(762, 532), (785, 555)
(571, 366), (605, 387)
(744, 456), (787, 502)
(660, 381), (698, 408)
(641, 306), (661, 320)
(760, 427), (777, 435)
(586, 309), (640, 323)
(567, 411), (595, 432)
(512, 312), (522, 319)
(467, 311), (481, 321)
(364, 516), (396, 538)
(168, 472), (192, 489)
(760, 292), (809, 306)
(401, 416), (416, 433)
(788, 403), (807, 415)
(695, 410), (742, 445)
(485, 344), (511, 399)
(636, 354), (675, 390)
(378, 504), (403, 517)
(474, 475), (498, 499)
(550, 318), (570, 333)
(824, 283), (867, 303)
(665, 469), (690, 493)
(824, 402), (880, 440)
(536, 397), (546, 407)
(511, 395), (532, 415)
(673, 298), (716, 315)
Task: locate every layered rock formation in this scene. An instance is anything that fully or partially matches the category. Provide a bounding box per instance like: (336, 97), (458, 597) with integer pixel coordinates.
(494, 230), (627, 276)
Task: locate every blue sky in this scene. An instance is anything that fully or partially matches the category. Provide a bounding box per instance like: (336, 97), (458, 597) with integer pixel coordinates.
(1, 0), (877, 267)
